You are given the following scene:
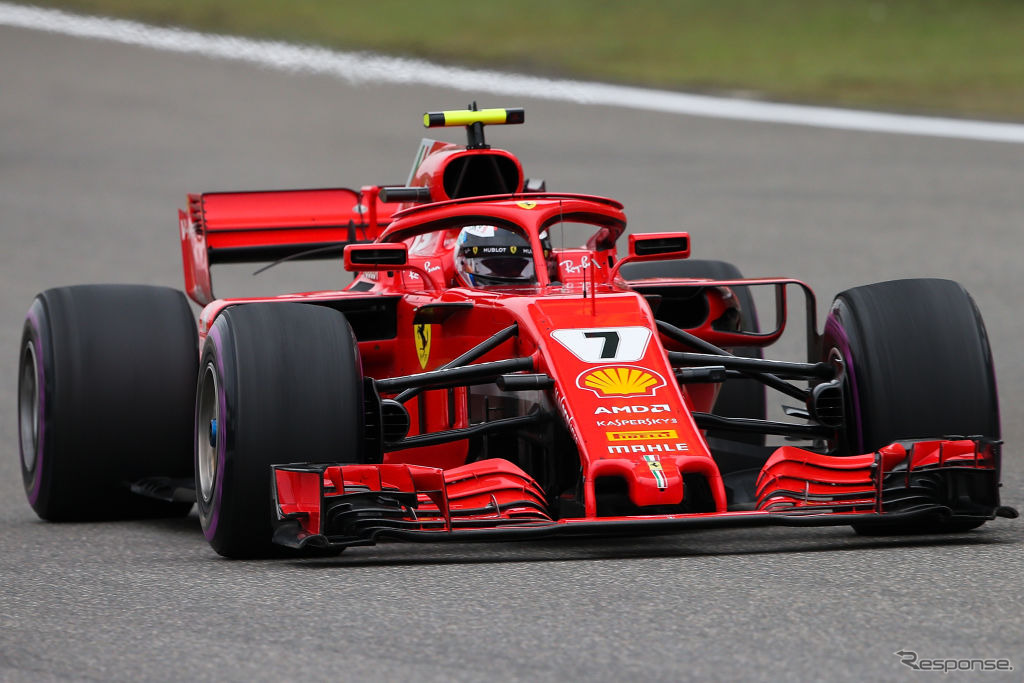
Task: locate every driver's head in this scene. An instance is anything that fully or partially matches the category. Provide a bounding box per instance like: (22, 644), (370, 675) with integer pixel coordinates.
(455, 225), (536, 286)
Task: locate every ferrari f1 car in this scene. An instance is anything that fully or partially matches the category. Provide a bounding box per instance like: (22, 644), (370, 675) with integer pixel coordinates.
(18, 106), (1016, 558)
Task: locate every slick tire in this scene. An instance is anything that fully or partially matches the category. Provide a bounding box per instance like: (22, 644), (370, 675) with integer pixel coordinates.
(622, 259), (766, 445)
(821, 278), (999, 534)
(195, 303), (365, 559)
(19, 285), (198, 521)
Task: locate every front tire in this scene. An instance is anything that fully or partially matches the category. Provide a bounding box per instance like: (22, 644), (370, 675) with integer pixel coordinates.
(196, 303), (365, 558)
(19, 285), (197, 521)
(822, 278), (999, 533)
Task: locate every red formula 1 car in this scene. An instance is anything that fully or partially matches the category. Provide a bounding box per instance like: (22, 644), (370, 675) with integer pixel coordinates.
(18, 107), (1016, 557)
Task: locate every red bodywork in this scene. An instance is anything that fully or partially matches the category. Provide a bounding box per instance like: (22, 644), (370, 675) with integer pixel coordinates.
(180, 112), (1008, 549)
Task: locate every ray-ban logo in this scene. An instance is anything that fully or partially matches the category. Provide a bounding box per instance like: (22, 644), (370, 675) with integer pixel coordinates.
(895, 649), (1013, 673)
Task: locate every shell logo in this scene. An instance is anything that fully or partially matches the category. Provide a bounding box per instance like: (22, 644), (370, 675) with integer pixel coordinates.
(576, 365), (666, 398)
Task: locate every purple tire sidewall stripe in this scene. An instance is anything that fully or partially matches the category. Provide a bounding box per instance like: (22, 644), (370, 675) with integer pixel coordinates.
(24, 305), (45, 505)
(202, 323), (229, 541)
(823, 310), (863, 453)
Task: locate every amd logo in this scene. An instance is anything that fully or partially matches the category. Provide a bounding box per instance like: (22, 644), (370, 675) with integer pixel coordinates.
(595, 404), (672, 415)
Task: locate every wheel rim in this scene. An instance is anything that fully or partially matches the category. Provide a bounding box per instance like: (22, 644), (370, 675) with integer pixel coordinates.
(823, 310), (864, 454)
(197, 363), (220, 503)
(19, 341), (40, 472)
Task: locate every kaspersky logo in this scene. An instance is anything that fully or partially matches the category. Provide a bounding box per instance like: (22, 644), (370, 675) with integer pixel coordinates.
(577, 365), (665, 398)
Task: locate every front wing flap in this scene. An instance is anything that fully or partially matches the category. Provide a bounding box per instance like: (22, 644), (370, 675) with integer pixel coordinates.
(272, 439), (1015, 550)
(272, 459), (554, 549)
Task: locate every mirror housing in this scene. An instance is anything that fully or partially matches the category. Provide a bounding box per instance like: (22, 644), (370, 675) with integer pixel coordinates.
(344, 243), (408, 270)
(629, 232), (690, 258)
(611, 232), (690, 279)
(344, 243), (438, 289)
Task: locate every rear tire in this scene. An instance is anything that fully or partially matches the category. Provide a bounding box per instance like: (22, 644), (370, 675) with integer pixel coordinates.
(19, 285), (197, 521)
(196, 303), (365, 558)
(622, 259), (766, 444)
(822, 278), (999, 533)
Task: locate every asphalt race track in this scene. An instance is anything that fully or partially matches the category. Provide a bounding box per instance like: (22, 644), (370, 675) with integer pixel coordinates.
(1, 23), (1022, 682)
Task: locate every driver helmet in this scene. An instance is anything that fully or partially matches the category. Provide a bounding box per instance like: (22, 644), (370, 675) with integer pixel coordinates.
(455, 225), (537, 286)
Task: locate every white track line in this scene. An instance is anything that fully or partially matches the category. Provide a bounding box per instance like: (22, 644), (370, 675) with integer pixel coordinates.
(4, 2), (1024, 144)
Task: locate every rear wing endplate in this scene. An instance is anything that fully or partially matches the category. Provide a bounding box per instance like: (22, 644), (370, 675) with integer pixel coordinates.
(179, 187), (395, 305)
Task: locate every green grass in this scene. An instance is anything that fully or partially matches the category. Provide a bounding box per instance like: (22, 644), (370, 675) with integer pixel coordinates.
(32, 0), (1024, 120)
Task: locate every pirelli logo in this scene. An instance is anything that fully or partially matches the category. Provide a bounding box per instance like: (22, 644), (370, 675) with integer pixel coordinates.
(606, 429), (678, 442)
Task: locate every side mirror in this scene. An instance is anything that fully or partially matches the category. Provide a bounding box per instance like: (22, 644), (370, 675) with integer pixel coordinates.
(343, 243), (438, 289)
(610, 232), (690, 278)
(344, 243), (408, 270)
(378, 187), (432, 203)
(628, 232), (690, 258)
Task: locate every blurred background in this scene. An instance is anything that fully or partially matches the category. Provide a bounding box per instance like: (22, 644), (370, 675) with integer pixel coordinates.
(29, 0), (1024, 121)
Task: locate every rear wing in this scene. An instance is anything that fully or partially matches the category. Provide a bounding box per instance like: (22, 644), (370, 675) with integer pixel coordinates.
(179, 186), (395, 305)
(180, 107), (530, 306)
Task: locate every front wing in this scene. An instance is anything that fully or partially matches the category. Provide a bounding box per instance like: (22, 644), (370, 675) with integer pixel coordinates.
(271, 438), (1016, 550)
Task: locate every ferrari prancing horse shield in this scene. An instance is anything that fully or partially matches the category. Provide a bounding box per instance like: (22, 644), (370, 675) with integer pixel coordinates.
(415, 323), (431, 369)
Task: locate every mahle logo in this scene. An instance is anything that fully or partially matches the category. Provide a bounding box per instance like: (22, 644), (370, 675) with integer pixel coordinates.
(608, 443), (688, 454)
(577, 366), (665, 398)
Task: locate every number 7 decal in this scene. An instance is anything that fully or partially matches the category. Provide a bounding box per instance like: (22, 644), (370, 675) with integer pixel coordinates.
(551, 327), (652, 363)
(582, 331), (620, 359)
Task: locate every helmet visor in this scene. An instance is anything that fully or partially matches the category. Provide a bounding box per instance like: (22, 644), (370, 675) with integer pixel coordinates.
(460, 243), (535, 282)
